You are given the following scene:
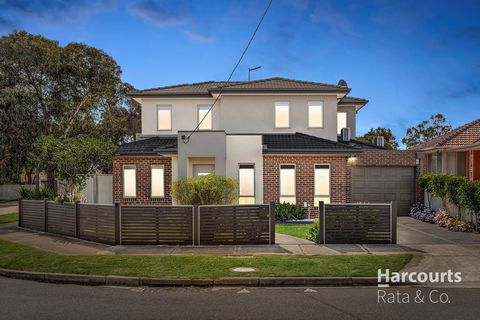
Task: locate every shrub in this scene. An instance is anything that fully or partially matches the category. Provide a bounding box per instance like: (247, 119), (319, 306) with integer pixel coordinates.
(448, 220), (475, 232)
(445, 176), (467, 208)
(410, 204), (437, 223)
(18, 186), (57, 200)
(306, 219), (320, 242)
(429, 174), (449, 200)
(434, 209), (455, 228)
(459, 180), (480, 213)
(275, 203), (306, 221)
(171, 174), (238, 205)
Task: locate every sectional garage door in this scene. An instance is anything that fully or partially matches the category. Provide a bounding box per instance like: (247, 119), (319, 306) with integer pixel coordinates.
(350, 167), (415, 216)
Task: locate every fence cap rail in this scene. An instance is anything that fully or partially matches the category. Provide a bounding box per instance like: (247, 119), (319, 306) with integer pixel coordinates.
(325, 203), (391, 206)
(198, 204), (269, 208)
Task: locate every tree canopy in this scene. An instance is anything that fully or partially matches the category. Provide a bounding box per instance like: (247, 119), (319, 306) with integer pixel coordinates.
(402, 114), (452, 148)
(357, 127), (399, 149)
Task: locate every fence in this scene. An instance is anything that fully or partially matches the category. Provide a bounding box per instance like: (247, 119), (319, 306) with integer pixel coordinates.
(18, 200), (275, 245)
(318, 202), (395, 244)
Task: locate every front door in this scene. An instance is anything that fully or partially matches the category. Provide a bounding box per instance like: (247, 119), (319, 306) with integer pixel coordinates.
(192, 164), (215, 177)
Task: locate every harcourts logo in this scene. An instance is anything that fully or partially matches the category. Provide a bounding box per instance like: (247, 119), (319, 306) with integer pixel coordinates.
(377, 269), (462, 287)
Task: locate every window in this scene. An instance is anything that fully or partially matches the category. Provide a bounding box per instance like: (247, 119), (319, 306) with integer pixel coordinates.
(279, 164), (296, 204)
(314, 164), (330, 205)
(123, 165), (136, 197)
(157, 106), (172, 130)
(192, 164), (215, 177)
(198, 105), (212, 130)
(337, 112), (347, 134)
(275, 101), (289, 128)
(308, 101), (324, 128)
(151, 165), (164, 197)
(239, 164), (255, 204)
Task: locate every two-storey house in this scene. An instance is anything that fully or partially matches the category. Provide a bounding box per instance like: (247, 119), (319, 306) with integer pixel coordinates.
(113, 77), (420, 216)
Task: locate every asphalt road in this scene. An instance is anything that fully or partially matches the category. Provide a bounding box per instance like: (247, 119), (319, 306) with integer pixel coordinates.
(1, 277), (479, 320)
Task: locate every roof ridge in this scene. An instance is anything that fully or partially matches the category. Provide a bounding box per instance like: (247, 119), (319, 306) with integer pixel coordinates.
(213, 77), (348, 89)
(437, 118), (480, 146)
(134, 81), (243, 93)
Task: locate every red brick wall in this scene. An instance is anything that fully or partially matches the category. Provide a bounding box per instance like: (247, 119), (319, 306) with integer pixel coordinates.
(113, 156), (172, 205)
(263, 155), (350, 211)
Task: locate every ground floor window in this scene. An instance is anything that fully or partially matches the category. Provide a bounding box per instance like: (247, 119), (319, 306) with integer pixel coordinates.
(239, 164), (255, 204)
(151, 165), (165, 197)
(314, 164), (330, 205)
(279, 164), (296, 204)
(123, 165), (136, 197)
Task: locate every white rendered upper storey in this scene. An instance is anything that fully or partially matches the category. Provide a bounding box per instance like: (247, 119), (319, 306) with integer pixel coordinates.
(130, 78), (368, 141)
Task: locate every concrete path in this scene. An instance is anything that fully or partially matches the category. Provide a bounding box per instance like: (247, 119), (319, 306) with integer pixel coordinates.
(0, 201), (18, 215)
(275, 233), (315, 245)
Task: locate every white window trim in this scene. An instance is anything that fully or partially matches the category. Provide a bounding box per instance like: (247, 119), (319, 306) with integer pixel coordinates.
(238, 164), (255, 203)
(150, 164), (165, 198)
(122, 165), (136, 198)
(197, 104), (212, 130)
(314, 163), (331, 206)
(279, 163), (296, 203)
(157, 105), (172, 131)
(308, 101), (324, 129)
(274, 101), (290, 129)
(337, 111), (347, 134)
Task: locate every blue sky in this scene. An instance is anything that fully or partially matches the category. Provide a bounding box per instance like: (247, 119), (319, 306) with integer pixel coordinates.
(1, 0), (479, 146)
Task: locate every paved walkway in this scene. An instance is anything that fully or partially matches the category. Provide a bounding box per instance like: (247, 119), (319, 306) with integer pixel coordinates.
(0, 201), (18, 215)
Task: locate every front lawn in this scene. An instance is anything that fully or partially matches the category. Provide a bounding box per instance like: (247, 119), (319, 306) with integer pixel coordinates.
(0, 213), (18, 224)
(0, 239), (412, 279)
(276, 223), (311, 239)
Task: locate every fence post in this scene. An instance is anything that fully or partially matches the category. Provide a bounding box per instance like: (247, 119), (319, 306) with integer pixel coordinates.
(194, 204), (199, 245)
(269, 202), (276, 244)
(318, 201), (325, 244)
(44, 199), (48, 232)
(18, 199), (22, 227)
(74, 200), (80, 238)
(114, 202), (121, 245)
(391, 201), (397, 244)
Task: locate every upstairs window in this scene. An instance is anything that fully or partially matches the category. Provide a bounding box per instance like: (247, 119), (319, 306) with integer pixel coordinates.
(279, 164), (296, 204)
(308, 101), (324, 128)
(337, 112), (347, 134)
(123, 165), (136, 197)
(151, 165), (165, 197)
(157, 106), (172, 131)
(314, 164), (330, 205)
(275, 101), (289, 128)
(198, 105), (212, 130)
(239, 164), (255, 204)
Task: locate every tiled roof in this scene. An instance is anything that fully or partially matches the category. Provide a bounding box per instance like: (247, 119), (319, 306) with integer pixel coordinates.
(130, 77), (349, 97)
(409, 119), (480, 151)
(117, 136), (177, 155)
(262, 133), (360, 153)
(338, 96), (368, 104)
(339, 138), (385, 150)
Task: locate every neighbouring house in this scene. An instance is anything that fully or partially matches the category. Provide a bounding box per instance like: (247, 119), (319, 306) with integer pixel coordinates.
(114, 77), (420, 216)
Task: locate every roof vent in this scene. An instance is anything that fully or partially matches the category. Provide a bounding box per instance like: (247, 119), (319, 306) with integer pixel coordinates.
(341, 127), (351, 142)
(338, 79), (348, 87)
(372, 136), (384, 147)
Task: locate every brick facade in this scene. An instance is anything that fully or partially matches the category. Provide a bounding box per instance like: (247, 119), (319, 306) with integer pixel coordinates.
(113, 156), (173, 205)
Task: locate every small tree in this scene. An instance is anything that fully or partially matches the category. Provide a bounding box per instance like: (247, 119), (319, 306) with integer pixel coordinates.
(459, 180), (480, 229)
(429, 174), (449, 207)
(171, 174), (238, 205)
(357, 127), (399, 149)
(445, 176), (467, 219)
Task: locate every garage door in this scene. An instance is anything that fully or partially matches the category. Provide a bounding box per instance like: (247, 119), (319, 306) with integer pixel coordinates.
(350, 167), (415, 216)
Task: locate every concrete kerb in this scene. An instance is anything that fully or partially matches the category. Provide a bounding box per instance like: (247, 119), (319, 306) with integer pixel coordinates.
(0, 268), (412, 288)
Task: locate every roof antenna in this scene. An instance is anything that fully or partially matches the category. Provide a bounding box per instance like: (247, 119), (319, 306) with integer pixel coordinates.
(248, 66), (262, 81)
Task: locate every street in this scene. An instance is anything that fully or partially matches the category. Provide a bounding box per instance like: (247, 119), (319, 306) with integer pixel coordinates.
(1, 277), (479, 320)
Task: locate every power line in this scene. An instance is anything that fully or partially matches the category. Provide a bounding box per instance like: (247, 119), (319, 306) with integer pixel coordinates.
(182, 0), (273, 144)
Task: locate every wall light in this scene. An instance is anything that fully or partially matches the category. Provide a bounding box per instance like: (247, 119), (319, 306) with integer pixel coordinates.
(347, 155), (358, 164)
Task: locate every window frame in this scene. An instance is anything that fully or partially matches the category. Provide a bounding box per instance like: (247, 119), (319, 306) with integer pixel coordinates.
(313, 163), (331, 206)
(156, 105), (172, 131)
(122, 165), (136, 198)
(308, 101), (324, 129)
(279, 164), (296, 204)
(150, 164), (165, 198)
(197, 104), (213, 130)
(337, 111), (348, 134)
(274, 101), (290, 129)
(238, 164), (255, 204)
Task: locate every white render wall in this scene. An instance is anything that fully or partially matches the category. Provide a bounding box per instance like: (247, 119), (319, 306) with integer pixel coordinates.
(226, 135), (264, 204)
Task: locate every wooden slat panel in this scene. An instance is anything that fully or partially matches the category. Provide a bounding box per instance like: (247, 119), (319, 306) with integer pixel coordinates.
(20, 200), (45, 231)
(46, 202), (76, 237)
(78, 204), (116, 245)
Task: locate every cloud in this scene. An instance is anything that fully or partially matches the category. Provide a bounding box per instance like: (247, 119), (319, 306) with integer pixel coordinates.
(309, 1), (353, 35)
(128, 0), (189, 27)
(184, 30), (213, 43)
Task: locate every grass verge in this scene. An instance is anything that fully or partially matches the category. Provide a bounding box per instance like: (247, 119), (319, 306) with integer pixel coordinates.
(0, 213), (18, 224)
(0, 239), (412, 279)
(276, 223), (311, 239)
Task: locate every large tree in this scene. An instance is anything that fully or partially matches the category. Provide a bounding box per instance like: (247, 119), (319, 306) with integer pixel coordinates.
(402, 114), (452, 148)
(357, 127), (399, 149)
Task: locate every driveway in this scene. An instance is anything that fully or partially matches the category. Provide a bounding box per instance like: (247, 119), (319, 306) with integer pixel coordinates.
(398, 217), (480, 286)
(0, 201), (18, 215)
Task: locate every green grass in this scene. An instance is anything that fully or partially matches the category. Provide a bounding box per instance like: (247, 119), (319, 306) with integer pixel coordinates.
(276, 223), (311, 239)
(0, 213), (18, 224)
(0, 239), (412, 279)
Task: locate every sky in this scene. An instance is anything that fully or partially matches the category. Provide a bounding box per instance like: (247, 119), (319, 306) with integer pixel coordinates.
(1, 0), (479, 146)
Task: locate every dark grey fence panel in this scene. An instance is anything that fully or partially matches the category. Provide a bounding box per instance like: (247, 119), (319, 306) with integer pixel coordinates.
(121, 206), (194, 245)
(322, 203), (392, 244)
(78, 204), (116, 245)
(199, 205), (271, 245)
(20, 200), (45, 231)
(46, 202), (76, 237)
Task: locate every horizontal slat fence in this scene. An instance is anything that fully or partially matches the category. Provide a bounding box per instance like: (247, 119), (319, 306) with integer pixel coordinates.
(78, 204), (116, 245)
(199, 205), (272, 245)
(319, 203), (393, 244)
(46, 202), (76, 237)
(20, 200), (45, 231)
(121, 206), (193, 245)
